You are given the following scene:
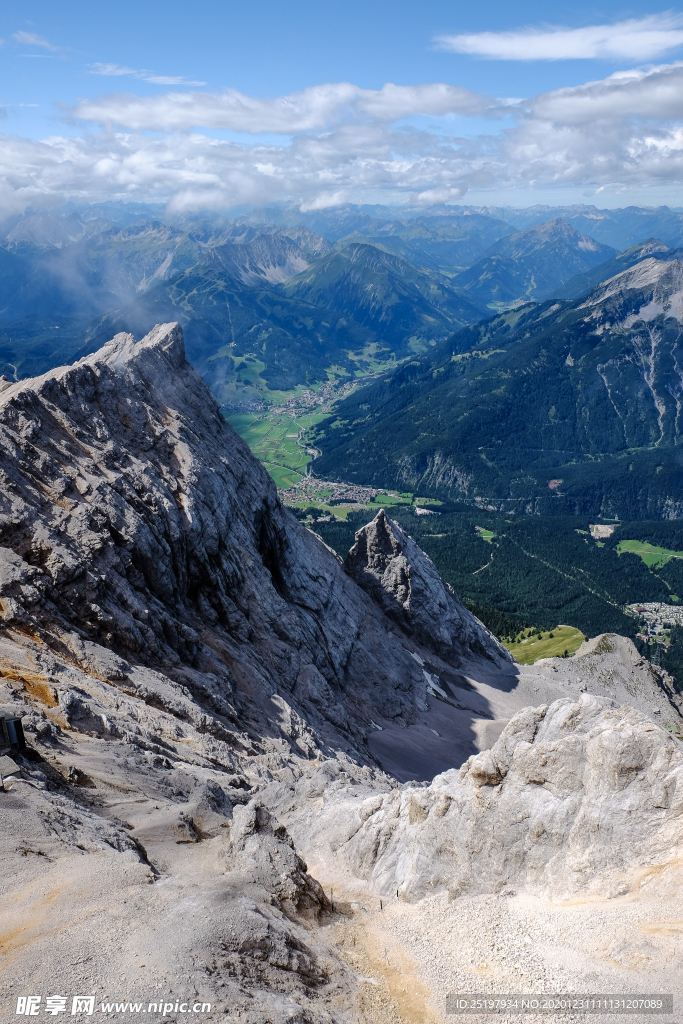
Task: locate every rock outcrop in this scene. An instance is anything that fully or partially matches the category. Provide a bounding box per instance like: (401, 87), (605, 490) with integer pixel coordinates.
(344, 509), (510, 665)
(3, 322), (683, 1023)
(288, 694), (683, 903)
(531, 632), (683, 724)
(0, 323), (444, 762)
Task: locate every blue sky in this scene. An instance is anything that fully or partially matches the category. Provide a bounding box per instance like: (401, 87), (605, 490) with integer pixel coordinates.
(2, 0), (683, 211)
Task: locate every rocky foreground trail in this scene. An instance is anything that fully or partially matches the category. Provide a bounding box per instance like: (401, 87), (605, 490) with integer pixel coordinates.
(0, 324), (682, 1023)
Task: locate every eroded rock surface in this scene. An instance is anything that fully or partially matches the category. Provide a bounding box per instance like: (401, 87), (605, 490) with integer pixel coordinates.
(286, 695), (683, 904)
(0, 323), (437, 760)
(1, 323), (682, 1023)
(344, 510), (510, 665)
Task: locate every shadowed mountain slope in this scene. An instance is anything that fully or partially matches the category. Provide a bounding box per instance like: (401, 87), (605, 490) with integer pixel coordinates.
(313, 256), (683, 518)
(279, 241), (485, 348)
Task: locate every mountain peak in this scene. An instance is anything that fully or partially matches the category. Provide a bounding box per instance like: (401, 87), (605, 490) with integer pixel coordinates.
(454, 216), (616, 305)
(507, 216), (604, 253)
(344, 509), (510, 664)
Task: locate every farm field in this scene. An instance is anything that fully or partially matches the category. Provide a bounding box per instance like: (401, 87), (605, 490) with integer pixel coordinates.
(225, 362), (396, 493)
(476, 526), (496, 543)
(227, 410), (327, 488)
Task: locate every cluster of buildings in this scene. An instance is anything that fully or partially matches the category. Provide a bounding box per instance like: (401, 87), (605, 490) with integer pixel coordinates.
(270, 371), (379, 421)
(279, 474), (388, 508)
(628, 601), (683, 642)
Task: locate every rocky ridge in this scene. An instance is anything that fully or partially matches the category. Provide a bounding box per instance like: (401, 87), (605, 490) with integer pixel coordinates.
(286, 695), (683, 903)
(0, 322), (444, 762)
(1, 324), (682, 1023)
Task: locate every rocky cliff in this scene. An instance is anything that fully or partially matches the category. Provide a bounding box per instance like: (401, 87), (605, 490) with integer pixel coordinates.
(344, 509), (510, 666)
(0, 322), (450, 765)
(2, 323), (682, 1023)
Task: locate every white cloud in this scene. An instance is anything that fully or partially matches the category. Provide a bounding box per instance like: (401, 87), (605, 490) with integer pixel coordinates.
(88, 63), (206, 87)
(72, 81), (494, 133)
(436, 14), (683, 62)
(2, 63), (683, 214)
(13, 30), (58, 51)
(529, 63), (683, 123)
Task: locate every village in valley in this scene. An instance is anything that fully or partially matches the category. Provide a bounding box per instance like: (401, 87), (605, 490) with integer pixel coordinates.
(224, 365), (439, 519)
(629, 602), (683, 645)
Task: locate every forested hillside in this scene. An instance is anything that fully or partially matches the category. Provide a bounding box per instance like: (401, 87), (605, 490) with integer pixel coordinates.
(313, 256), (683, 519)
(452, 218), (616, 306)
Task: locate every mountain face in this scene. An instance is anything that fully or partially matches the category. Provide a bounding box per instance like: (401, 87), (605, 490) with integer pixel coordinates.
(0, 322), (446, 754)
(453, 217), (617, 307)
(313, 255), (683, 517)
(2, 324), (682, 1021)
(80, 263), (375, 395)
(555, 238), (682, 301)
(279, 242), (484, 348)
(0, 214), (336, 384)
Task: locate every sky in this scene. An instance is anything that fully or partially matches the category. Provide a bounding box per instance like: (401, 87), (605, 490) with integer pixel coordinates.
(2, 0), (683, 213)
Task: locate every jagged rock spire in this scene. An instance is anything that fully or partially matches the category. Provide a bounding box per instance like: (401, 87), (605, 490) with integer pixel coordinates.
(344, 509), (510, 665)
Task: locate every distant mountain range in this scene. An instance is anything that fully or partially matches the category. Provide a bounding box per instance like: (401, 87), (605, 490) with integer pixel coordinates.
(0, 207), (495, 391)
(0, 204), (565, 394)
(3, 200), (683, 490)
(484, 204), (683, 252)
(312, 250), (683, 519)
(452, 218), (616, 307)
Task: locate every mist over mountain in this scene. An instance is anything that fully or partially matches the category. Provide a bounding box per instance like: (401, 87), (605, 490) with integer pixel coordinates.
(0, 203), (509, 395)
(2, 200), (683, 437)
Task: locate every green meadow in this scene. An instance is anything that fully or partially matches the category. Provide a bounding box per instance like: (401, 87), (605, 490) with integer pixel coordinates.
(503, 625), (585, 665)
(617, 539), (683, 569)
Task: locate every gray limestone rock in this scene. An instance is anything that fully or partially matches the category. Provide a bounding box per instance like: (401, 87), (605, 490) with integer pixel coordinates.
(0, 323), (440, 760)
(2, 321), (683, 1022)
(298, 694), (683, 903)
(344, 509), (511, 665)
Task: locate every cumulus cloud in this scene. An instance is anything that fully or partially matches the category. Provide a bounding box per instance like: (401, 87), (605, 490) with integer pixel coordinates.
(72, 81), (494, 133)
(88, 63), (206, 87)
(436, 14), (683, 62)
(530, 63), (683, 123)
(13, 30), (58, 51)
(2, 63), (683, 214)
(0, 124), (487, 216)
